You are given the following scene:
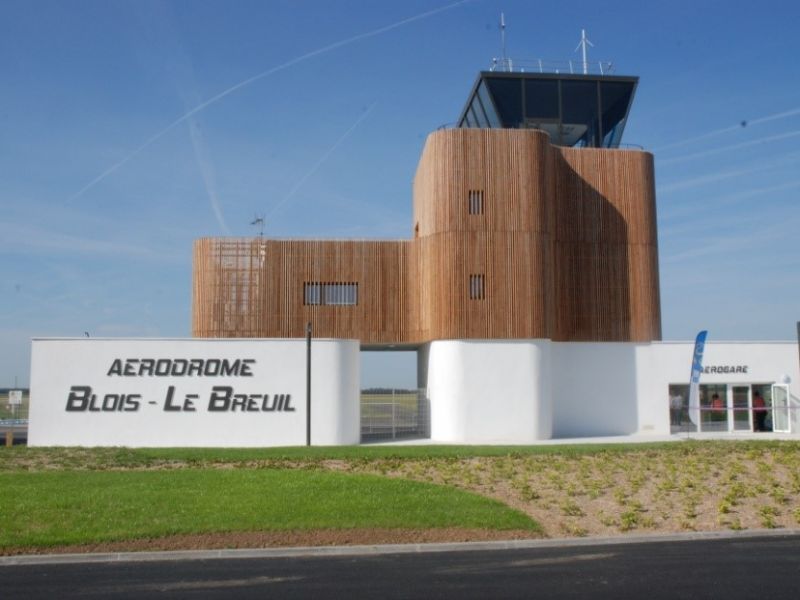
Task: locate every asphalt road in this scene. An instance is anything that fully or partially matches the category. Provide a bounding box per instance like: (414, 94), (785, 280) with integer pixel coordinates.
(2, 534), (799, 599)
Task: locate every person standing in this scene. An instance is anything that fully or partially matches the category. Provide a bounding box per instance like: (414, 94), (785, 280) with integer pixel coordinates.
(753, 390), (767, 432)
(669, 392), (684, 426)
(710, 393), (725, 423)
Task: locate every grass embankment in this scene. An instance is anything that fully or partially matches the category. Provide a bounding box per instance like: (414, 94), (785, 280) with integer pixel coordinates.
(3, 441), (800, 552)
(0, 459), (539, 553)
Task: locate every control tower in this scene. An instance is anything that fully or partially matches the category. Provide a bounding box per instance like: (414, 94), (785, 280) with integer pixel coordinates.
(193, 53), (660, 344)
(458, 61), (637, 148)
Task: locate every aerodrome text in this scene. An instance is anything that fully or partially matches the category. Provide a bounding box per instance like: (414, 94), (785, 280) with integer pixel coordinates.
(65, 385), (294, 413)
(703, 365), (748, 374)
(107, 358), (255, 377)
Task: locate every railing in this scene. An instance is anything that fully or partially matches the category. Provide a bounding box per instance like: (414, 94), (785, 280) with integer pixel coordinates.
(360, 389), (430, 443)
(490, 57), (615, 76)
(1, 394), (28, 446)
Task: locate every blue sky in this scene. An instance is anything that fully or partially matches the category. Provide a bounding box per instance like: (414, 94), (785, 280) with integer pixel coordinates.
(1, 0), (798, 388)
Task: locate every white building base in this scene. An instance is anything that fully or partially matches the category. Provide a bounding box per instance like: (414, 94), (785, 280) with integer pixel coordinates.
(421, 340), (800, 443)
(424, 340), (552, 444)
(27, 337), (800, 447)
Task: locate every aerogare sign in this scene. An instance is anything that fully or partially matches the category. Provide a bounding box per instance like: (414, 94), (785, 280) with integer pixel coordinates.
(28, 338), (359, 447)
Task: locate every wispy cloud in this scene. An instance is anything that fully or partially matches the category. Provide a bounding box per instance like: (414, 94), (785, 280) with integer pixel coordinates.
(67, 0), (471, 203)
(660, 178), (800, 222)
(0, 222), (184, 263)
(661, 219), (796, 264)
(266, 104), (377, 220)
(657, 151), (800, 193)
(654, 106), (800, 152)
(658, 130), (800, 165)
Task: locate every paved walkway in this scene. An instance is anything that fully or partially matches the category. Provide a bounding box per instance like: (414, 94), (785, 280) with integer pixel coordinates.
(370, 431), (799, 446)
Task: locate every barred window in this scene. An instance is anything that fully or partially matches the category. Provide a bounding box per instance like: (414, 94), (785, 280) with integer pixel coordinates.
(304, 282), (358, 306)
(468, 189), (484, 215)
(469, 274), (485, 300)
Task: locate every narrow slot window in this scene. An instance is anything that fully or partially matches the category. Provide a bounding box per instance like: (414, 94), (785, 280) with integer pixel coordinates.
(468, 190), (484, 215)
(469, 274), (485, 300)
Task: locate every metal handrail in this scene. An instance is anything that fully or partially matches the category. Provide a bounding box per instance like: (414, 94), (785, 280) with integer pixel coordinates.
(490, 57), (615, 76)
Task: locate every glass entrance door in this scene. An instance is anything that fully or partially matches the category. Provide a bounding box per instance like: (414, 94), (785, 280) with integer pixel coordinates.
(772, 384), (791, 433)
(732, 386), (751, 431)
(700, 384), (728, 432)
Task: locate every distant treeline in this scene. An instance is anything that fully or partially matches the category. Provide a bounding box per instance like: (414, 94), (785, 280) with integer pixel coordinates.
(361, 388), (419, 395)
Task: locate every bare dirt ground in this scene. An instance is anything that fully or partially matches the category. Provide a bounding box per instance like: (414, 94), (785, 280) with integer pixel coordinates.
(335, 447), (800, 538)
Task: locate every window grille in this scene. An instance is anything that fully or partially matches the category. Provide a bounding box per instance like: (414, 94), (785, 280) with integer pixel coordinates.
(304, 282), (358, 306)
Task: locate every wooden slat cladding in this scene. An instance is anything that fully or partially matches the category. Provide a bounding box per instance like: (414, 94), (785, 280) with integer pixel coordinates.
(412, 129), (659, 342)
(553, 145), (660, 340)
(193, 239), (413, 344)
(193, 128), (660, 343)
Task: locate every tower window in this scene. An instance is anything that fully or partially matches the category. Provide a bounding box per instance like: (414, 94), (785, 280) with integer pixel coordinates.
(468, 190), (484, 215)
(469, 274), (485, 300)
(304, 282), (358, 306)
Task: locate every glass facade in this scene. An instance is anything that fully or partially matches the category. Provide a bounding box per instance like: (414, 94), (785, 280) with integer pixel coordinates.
(458, 73), (637, 149)
(477, 80), (501, 127)
(669, 382), (780, 434)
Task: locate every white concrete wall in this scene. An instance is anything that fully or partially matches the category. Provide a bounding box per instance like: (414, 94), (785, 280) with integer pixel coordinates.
(28, 338), (360, 447)
(426, 340), (552, 443)
(550, 343), (643, 438)
(423, 339), (800, 442)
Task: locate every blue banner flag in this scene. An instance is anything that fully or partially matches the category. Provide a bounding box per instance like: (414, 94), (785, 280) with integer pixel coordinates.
(687, 330), (708, 426)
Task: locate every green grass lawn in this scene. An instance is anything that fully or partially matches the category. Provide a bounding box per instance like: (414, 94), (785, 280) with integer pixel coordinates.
(0, 468), (540, 550)
(4, 440), (799, 550)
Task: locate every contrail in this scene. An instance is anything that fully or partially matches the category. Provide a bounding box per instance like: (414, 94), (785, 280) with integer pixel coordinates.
(187, 117), (231, 234)
(658, 129), (800, 165)
(654, 106), (800, 152)
(266, 103), (377, 220)
(661, 178), (800, 222)
(67, 0), (471, 203)
(657, 150), (800, 193)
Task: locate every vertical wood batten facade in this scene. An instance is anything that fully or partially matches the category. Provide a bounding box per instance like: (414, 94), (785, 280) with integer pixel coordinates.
(193, 129), (661, 344)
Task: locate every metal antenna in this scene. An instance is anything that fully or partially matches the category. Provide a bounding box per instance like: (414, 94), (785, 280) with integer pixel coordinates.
(250, 214), (265, 238)
(575, 28), (594, 75)
(500, 12), (507, 63)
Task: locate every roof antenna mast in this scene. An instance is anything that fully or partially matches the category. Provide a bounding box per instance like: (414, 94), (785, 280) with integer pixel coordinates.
(250, 214), (265, 238)
(499, 12), (511, 71)
(575, 29), (594, 75)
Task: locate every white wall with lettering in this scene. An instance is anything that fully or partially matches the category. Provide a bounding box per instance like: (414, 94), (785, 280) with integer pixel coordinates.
(28, 338), (359, 447)
(640, 341), (800, 433)
(541, 341), (797, 438)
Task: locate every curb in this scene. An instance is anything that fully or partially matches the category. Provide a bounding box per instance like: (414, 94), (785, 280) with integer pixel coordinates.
(2, 528), (799, 567)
